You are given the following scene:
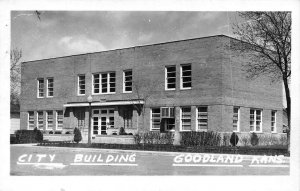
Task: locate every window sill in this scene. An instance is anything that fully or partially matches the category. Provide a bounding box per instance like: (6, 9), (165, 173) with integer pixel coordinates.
(165, 88), (176, 91)
(180, 88), (192, 90)
(92, 92), (116, 95)
(122, 91), (132, 94)
(77, 94), (86, 96)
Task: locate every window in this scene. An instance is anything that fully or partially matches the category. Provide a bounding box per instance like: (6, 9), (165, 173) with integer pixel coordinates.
(233, 107), (240, 132)
(181, 107), (191, 131)
(78, 75), (85, 95)
(165, 66), (176, 90)
(250, 109), (262, 132)
(123, 108), (133, 129)
(37, 79), (44, 98)
(37, 111), (43, 130)
(93, 72), (116, 94)
(28, 111), (35, 130)
(56, 110), (63, 130)
(180, 64), (192, 89)
(77, 111), (85, 128)
(47, 78), (54, 97)
(161, 107), (175, 118)
(123, 70), (132, 93)
(197, 106), (208, 131)
(151, 108), (161, 131)
(271, 111), (276, 133)
(46, 111), (53, 130)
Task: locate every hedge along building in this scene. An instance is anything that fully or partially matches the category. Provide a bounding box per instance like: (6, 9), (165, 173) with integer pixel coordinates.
(20, 35), (284, 143)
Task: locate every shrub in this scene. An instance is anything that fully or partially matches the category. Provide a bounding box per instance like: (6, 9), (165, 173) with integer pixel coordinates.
(250, 132), (259, 146)
(180, 131), (221, 147)
(240, 135), (250, 146)
(73, 127), (82, 143)
(34, 127), (43, 143)
(15, 130), (37, 143)
(230, 132), (239, 146)
(161, 132), (174, 145)
(270, 135), (279, 145)
(221, 133), (230, 146)
(279, 135), (288, 145)
(119, 127), (126, 135)
(54, 131), (62, 134)
(49, 131), (54, 134)
(128, 133), (133, 135)
(133, 133), (142, 145)
(65, 131), (71, 134)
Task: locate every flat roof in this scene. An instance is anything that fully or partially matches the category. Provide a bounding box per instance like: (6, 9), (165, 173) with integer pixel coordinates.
(23, 34), (233, 64)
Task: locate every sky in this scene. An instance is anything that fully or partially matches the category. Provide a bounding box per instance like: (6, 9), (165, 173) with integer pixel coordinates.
(11, 11), (238, 62)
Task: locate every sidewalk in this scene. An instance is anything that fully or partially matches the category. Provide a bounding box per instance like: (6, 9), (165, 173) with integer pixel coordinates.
(10, 143), (290, 160)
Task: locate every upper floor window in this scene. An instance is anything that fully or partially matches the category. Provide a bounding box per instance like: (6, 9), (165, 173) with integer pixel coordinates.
(165, 66), (176, 90)
(233, 107), (240, 132)
(78, 75), (86, 95)
(197, 106), (208, 131)
(93, 72), (116, 94)
(28, 111), (35, 130)
(181, 107), (191, 131)
(37, 79), (44, 98)
(180, 64), (192, 89)
(47, 78), (54, 97)
(271, 110), (276, 133)
(123, 70), (132, 93)
(250, 109), (262, 132)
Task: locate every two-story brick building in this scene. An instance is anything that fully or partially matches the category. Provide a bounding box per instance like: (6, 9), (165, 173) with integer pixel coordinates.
(20, 35), (284, 142)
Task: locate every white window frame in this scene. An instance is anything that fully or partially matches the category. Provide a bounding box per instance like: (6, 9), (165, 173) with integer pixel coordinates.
(250, 109), (263, 133)
(92, 73), (100, 94)
(93, 72), (116, 95)
(46, 111), (53, 130)
(37, 111), (44, 130)
(56, 110), (63, 130)
(123, 70), (133, 93)
(28, 111), (35, 130)
(46, 78), (54, 97)
(37, 78), (44, 98)
(150, 108), (161, 131)
(165, 65), (176, 91)
(180, 107), (192, 131)
(271, 110), (277, 133)
(161, 107), (175, 118)
(180, 64), (192, 90)
(233, 107), (240, 132)
(196, 106), (208, 132)
(78, 75), (86, 96)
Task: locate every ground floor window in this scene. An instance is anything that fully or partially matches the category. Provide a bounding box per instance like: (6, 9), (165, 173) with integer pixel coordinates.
(250, 109), (262, 132)
(151, 108), (161, 131)
(46, 111), (54, 130)
(233, 107), (240, 132)
(271, 110), (276, 133)
(181, 107), (191, 131)
(28, 111), (35, 130)
(56, 110), (63, 130)
(123, 108), (133, 129)
(197, 106), (208, 131)
(37, 111), (44, 130)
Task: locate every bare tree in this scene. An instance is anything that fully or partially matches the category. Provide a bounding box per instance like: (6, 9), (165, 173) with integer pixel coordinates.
(232, 12), (291, 142)
(10, 48), (22, 105)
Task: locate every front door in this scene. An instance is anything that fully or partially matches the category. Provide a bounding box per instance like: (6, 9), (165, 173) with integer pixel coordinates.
(92, 109), (114, 135)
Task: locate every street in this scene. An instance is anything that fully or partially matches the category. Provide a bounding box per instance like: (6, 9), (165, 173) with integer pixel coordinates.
(10, 144), (290, 175)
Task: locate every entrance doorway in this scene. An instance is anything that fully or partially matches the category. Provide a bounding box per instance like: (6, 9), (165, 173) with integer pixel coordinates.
(92, 109), (114, 135)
